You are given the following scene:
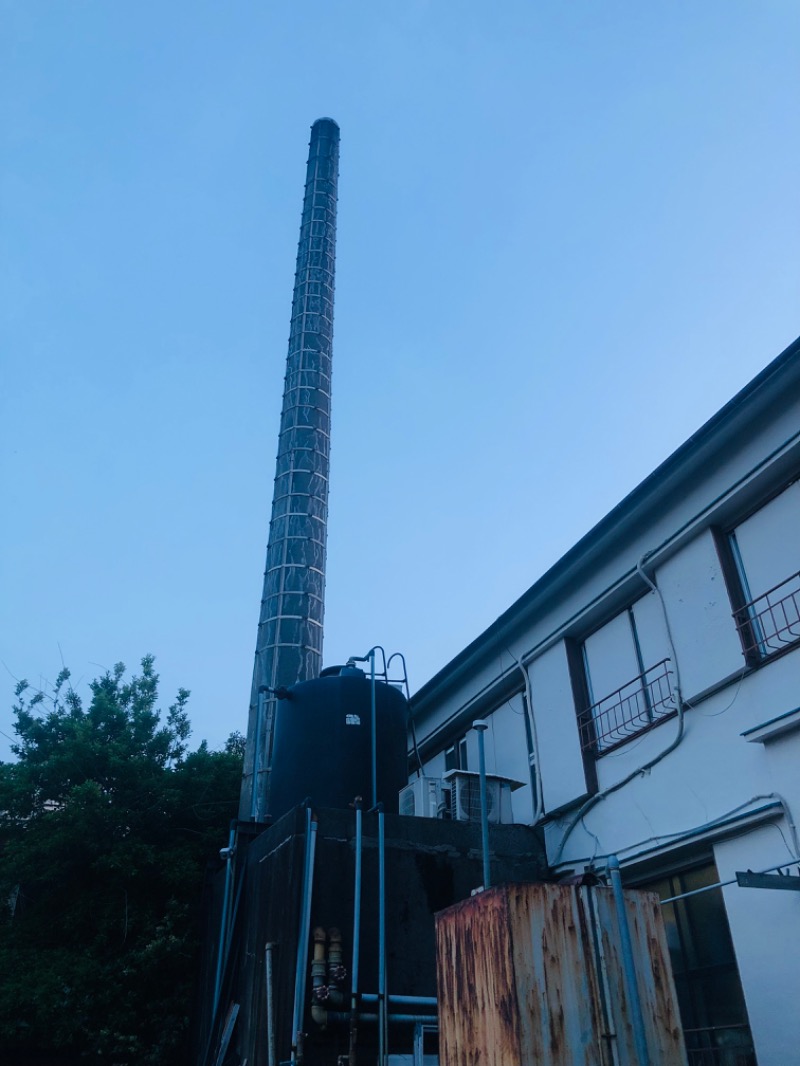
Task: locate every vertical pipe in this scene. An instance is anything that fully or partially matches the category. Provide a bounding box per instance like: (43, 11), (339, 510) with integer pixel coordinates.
(265, 942), (277, 1066)
(473, 721), (491, 890)
(291, 810), (319, 1064)
(377, 807), (387, 1066)
(212, 822), (237, 1018)
(607, 855), (650, 1066)
(370, 650), (378, 809)
(348, 801), (363, 1065)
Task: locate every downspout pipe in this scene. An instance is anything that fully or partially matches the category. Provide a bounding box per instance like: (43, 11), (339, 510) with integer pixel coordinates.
(607, 855), (650, 1066)
(508, 649), (544, 824)
(473, 721), (491, 890)
(377, 805), (387, 1066)
(370, 651), (378, 809)
(348, 799), (363, 1066)
(291, 809), (318, 1064)
(265, 942), (277, 1066)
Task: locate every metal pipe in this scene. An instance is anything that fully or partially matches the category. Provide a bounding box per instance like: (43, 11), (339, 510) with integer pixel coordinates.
(265, 942), (277, 1066)
(378, 806), (387, 1066)
(360, 995), (437, 1008)
(328, 1012), (437, 1025)
(348, 800), (363, 1066)
(607, 856), (650, 1066)
(473, 720), (491, 889)
(310, 927), (329, 1028)
(370, 650), (378, 809)
(291, 810), (318, 1064)
(585, 889), (619, 1066)
(212, 821), (237, 1019)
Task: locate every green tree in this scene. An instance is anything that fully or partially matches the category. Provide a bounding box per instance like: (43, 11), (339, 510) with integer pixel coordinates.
(0, 657), (241, 1066)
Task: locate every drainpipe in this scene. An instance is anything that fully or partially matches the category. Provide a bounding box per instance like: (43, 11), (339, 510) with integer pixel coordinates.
(361, 994), (437, 1008)
(377, 805), (387, 1066)
(327, 1012), (437, 1026)
(607, 855), (650, 1066)
(265, 942), (277, 1066)
(370, 650), (378, 809)
(473, 721), (491, 890)
(212, 821), (237, 1019)
(348, 799), (363, 1066)
(291, 809), (318, 1064)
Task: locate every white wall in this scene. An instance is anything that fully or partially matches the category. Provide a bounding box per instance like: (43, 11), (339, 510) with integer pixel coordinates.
(655, 529), (744, 699)
(482, 693), (533, 823)
(528, 642), (587, 814)
(714, 822), (800, 1066)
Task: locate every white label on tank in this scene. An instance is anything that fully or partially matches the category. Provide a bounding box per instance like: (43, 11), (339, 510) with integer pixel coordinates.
(345, 714), (361, 726)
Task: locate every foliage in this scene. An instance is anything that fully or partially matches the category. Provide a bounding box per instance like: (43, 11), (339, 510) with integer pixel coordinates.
(0, 657), (242, 1065)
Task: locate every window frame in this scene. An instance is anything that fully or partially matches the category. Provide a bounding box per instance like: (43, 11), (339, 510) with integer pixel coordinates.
(714, 477), (800, 669)
(571, 596), (676, 761)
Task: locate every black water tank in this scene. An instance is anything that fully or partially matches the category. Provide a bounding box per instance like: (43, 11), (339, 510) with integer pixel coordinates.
(268, 666), (409, 819)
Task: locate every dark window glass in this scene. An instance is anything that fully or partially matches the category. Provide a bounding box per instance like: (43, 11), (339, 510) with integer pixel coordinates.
(444, 738), (468, 772)
(644, 863), (756, 1066)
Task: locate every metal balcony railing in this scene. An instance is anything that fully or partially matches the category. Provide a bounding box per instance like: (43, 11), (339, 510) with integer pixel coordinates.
(684, 1024), (756, 1066)
(735, 569), (800, 660)
(580, 659), (675, 755)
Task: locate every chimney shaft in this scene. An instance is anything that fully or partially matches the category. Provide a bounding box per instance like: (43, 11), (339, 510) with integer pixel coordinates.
(240, 118), (340, 821)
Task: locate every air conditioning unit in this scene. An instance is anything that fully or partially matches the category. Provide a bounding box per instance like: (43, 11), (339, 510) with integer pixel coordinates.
(442, 770), (524, 825)
(399, 776), (443, 818)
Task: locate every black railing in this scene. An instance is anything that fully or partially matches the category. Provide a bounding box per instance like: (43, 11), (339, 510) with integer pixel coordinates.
(735, 569), (800, 660)
(580, 659), (675, 755)
(685, 1024), (756, 1066)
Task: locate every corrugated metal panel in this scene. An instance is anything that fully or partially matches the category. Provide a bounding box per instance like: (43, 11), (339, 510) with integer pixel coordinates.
(435, 883), (687, 1066)
(509, 884), (608, 1065)
(587, 885), (686, 1066)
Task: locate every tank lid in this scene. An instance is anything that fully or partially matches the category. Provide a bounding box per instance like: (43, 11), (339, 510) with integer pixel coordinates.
(319, 664), (364, 678)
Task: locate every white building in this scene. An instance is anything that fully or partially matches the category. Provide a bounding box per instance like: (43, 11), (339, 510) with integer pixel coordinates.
(409, 336), (800, 1066)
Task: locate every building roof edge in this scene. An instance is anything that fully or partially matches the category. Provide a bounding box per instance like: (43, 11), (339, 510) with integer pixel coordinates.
(412, 334), (800, 711)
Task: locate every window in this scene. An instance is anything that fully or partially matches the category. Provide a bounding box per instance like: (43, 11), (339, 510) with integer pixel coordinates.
(444, 737), (468, 772)
(644, 863), (756, 1066)
(577, 594), (675, 755)
(724, 480), (800, 664)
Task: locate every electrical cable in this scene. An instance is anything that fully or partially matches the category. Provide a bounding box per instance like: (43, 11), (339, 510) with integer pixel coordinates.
(558, 792), (800, 872)
(507, 647), (545, 824)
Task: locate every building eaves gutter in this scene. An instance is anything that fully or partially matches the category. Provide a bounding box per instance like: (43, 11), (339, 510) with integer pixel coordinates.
(412, 334), (800, 714)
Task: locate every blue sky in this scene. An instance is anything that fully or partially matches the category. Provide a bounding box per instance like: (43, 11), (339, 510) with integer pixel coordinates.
(2, 1), (799, 759)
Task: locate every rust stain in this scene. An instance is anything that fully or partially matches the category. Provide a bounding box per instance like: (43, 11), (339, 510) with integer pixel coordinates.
(436, 883), (688, 1066)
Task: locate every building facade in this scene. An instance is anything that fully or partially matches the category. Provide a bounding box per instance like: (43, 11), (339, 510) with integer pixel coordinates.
(409, 336), (800, 1066)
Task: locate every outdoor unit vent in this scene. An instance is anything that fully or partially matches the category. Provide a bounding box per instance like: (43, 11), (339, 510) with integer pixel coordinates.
(399, 776), (443, 819)
(442, 770), (524, 825)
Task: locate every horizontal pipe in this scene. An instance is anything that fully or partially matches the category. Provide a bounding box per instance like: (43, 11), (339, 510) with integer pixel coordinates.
(360, 995), (437, 1008)
(326, 1012), (436, 1025)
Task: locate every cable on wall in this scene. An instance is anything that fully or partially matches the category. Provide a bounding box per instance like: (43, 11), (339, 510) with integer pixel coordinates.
(552, 549), (687, 866)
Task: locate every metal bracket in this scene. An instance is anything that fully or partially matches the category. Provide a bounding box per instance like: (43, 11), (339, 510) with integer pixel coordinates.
(736, 870), (800, 892)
